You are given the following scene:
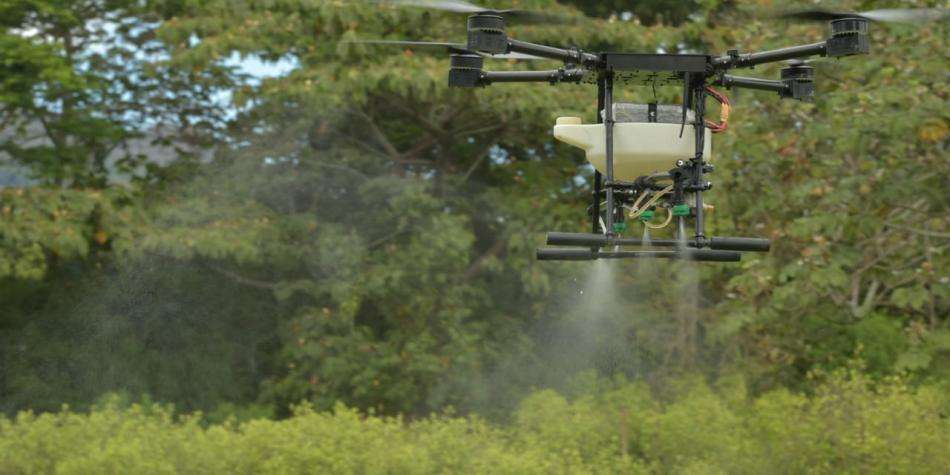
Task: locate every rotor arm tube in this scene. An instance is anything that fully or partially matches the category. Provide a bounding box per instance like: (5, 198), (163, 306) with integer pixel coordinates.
(713, 41), (826, 69)
(715, 75), (789, 93)
(482, 69), (586, 84)
(507, 39), (600, 66)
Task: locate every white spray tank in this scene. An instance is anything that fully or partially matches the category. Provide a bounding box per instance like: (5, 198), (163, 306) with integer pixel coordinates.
(553, 103), (711, 181)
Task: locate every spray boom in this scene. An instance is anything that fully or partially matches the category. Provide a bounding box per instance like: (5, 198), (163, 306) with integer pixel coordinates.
(536, 248), (741, 262)
(538, 232), (768, 262)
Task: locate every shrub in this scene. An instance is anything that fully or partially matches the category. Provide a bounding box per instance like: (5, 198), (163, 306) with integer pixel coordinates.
(0, 372), (945, 474)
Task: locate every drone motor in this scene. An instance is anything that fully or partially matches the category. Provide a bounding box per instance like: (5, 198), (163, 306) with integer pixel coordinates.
(780, 62), (816, 101)
(467, 14), (508, 54)
(448, 53), (484, 88)
(827, 18), (871, 57)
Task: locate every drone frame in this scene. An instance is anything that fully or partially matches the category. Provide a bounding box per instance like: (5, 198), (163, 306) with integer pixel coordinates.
(445, 14), (871, 262)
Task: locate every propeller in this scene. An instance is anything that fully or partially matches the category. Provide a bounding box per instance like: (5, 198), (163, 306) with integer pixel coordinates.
(383, 0), (572, 24)
(780, 8), (948, 23)
(786, 58), (829, 66)
(345, 39), (546, 59)
(784, 58), (845, 73)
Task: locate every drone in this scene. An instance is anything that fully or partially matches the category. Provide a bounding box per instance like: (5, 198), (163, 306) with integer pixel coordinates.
(354, 1), (946, 263)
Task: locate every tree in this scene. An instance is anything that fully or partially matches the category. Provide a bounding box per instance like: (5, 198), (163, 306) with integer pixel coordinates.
(0, 0), (239, 412)
(0, 0), (230, 187)
(704, 2), (949, 386)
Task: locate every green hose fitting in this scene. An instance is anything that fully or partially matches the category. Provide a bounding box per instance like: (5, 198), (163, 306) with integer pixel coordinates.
(639, 210), (655, 222)
(672, 204), (691, 217)
(612, 222), (628, 233)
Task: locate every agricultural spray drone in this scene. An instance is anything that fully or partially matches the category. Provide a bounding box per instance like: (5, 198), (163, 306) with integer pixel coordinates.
(355, 1), (946, 262)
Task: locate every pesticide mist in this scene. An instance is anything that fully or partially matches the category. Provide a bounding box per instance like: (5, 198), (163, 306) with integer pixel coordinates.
(474, 227), (716, 414)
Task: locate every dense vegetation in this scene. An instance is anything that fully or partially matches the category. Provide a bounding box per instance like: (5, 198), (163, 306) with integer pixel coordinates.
(0, 0), (947, 471)
(3, 372), (947, 474)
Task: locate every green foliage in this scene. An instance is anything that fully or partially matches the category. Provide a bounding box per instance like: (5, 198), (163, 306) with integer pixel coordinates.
(711, 0), (949, 383)
(0, 257), (278, 415)
(1, 373), (946, 474)
(0, 187), (135, 280)
(0, 0), (229, 187)
(0, 0), (947, 425)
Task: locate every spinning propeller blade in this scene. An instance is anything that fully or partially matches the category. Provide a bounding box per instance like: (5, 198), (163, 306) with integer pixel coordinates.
(386, 0), (572, 24)
(784, 58), (844, 74)
(780, 8), (948, 23)
(786, 58), (826, 66)
(347, 39), (545, 59)
(395, 0), (498, 14)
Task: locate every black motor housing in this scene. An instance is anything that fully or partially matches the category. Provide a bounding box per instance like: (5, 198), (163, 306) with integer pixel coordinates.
(448, 54), (484, 88)
(826, 18), (870, 57)
(467, 14), (508, 54)
(780, 62), (815, 101)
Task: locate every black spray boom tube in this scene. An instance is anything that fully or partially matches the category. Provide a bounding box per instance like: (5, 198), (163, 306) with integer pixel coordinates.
(536, 248), (741, 262)
(545, 232), (770, 252)
(708, 237), (771, 252)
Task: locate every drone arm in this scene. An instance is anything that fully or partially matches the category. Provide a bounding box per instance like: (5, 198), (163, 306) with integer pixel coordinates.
(712, 41), (827, 69)
(507, 38), (599, 66)
(715, 71), (815, 101)
(715, 75), (787, 93)
(482, 68), (586, 84)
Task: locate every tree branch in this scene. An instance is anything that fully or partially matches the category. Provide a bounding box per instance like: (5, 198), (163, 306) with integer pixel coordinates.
(353, 108), (400, 159)
(851, 279), (879, 318)
(202, 262), (278, 290)
(400, 134), (437, 161)
(887, 225), (950, 239)
(144, 249), (277, 290)
(460, 238), (506, 282)
(310, 158), (371, 182)
(460, 143), (497, 184)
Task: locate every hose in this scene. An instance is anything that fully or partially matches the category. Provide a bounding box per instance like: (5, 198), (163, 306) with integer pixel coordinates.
(645, 206), (674, 229)
(628, 185), (674, 220)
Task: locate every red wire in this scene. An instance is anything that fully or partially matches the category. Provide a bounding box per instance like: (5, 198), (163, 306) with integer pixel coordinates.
(704, 86), (730, 133)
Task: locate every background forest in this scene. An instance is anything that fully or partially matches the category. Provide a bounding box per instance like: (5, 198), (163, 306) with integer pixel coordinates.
(0, 0), (947, 472)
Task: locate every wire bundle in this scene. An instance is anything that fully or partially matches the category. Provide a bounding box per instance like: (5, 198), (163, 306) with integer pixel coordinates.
(704, 86), (730, 133)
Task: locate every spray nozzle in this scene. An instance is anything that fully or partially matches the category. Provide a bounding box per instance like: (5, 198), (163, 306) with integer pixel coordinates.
(672, 204), (691, 217)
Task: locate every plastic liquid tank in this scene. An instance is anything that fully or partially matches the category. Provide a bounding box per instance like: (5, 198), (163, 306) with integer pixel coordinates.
(553, 103), (712, 181)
